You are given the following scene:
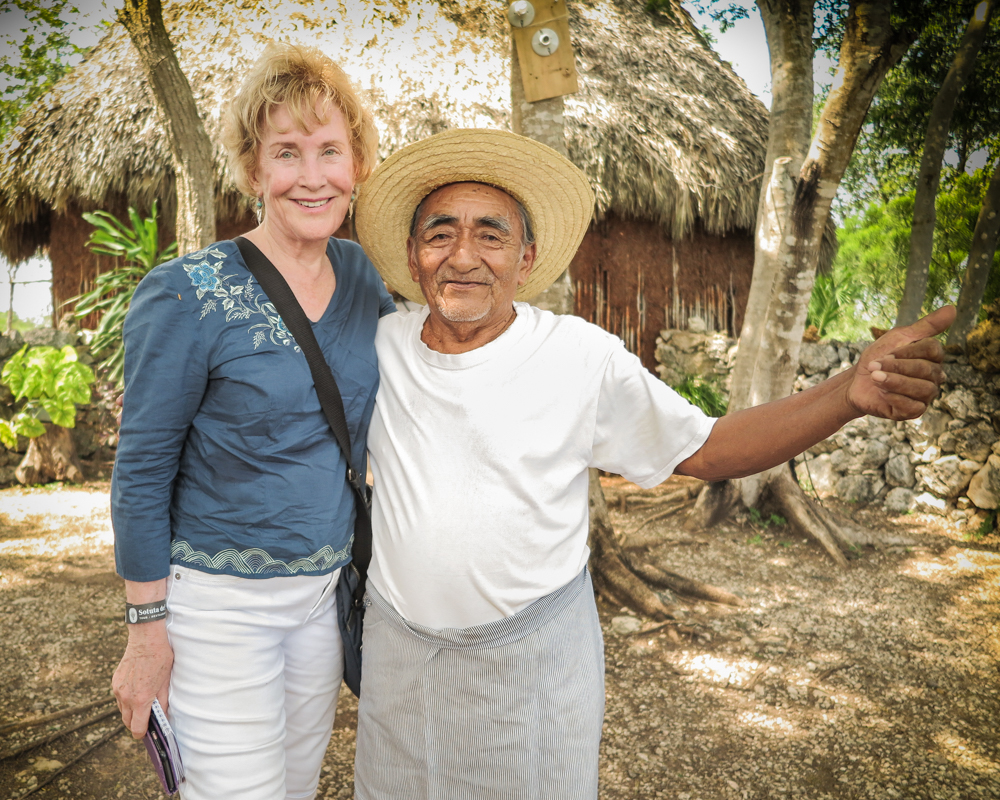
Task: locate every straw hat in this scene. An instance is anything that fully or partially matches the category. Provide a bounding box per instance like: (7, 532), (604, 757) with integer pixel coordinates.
(355, 129), (595, 304)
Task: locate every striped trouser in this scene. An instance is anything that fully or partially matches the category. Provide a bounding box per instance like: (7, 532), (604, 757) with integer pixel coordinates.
(354, 568), (605, 800)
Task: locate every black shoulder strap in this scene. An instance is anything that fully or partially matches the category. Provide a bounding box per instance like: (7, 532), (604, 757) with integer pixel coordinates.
(233, 236), (372, 579)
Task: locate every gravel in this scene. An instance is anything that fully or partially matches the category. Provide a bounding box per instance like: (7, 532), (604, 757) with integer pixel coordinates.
(599, 477), (1000, 800)
(1, 480), (997, 800)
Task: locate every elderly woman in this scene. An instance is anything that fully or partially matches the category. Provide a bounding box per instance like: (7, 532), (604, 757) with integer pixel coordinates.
(111, 43), (394, 799)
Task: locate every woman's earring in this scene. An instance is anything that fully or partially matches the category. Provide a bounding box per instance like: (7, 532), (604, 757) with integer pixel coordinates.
(255, 196), (264, 225)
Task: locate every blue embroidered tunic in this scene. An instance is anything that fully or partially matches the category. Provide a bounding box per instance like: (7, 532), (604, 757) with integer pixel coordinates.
(111, 238), (395, 582)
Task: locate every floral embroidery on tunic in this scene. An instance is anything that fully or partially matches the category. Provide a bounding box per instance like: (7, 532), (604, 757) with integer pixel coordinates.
(171, 538), (353, 576)
(183, 246), (299, 351)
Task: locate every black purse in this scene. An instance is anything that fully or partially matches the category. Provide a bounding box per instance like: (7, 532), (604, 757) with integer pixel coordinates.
(234, 236), (370, 697)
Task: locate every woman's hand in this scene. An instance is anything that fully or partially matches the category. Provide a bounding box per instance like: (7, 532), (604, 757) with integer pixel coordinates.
(113, 621), (173, 738)
(113, 579), (173, 738)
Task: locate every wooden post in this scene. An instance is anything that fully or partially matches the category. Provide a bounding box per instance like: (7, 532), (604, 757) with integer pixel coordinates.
(510, 0), (579, 103)
(508, 0), (580, 315)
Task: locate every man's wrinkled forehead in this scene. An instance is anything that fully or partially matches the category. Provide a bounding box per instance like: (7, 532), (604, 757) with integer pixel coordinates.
(409, 182), (537, 248)
(424, 181), (514, 208)
(410, 182), (516, 233)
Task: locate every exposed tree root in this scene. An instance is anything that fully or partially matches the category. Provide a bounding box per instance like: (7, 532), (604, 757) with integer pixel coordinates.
(685, 464), (919, 568)
(617, 485), (693, 514)
(0, 696), (115, 736)
(11, 724), (124, 800)
(629, 561), (747, 607)
(588, 470), (746, 618)
(768, 468), (850, 567)
(816, 506), (919, 549)
(623, 497), (697, 541)
(685, 479), (738, 532)
(16, 424), (84, 485)
(588, 470), (676, 620)
(0, 707), (119, 760)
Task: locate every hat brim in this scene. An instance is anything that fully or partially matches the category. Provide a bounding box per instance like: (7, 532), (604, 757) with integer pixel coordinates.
(355, 129), (595, 304)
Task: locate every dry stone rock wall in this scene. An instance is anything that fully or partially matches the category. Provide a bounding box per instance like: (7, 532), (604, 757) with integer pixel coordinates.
(655, 326), (1000, 534)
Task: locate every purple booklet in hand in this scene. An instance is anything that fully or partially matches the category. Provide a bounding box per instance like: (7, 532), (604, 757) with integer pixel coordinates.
(143, 699), (185, 795)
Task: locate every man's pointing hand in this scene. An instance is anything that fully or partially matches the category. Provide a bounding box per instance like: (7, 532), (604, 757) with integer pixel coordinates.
(847, 305), (955, 421)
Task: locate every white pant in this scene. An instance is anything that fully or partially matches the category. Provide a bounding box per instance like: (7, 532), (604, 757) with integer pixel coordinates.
(165, 565), (344, 800)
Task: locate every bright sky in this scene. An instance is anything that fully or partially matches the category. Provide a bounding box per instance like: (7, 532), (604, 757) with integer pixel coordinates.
(681, 3), (774, 107)
(0, 257), (52, 325)
(680, 2), (843, 108)
(0, 0), (113, 324)
(680, 4), (991, 180)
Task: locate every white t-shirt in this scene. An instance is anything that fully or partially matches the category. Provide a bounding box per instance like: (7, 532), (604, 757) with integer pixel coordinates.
(368, 303), (715, 629)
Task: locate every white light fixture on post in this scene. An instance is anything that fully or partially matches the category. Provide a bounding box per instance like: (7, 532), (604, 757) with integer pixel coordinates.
(507, 0), (578, 103)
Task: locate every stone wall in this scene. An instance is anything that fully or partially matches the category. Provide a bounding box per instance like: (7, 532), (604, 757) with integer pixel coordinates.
(655, 326), (1000, 533)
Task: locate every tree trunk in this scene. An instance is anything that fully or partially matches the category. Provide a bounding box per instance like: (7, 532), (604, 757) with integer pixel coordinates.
(510, 42), (574, 316)
(727, 0), (815, 428)
(587, 470), (676, 619)
(119, 0), (215, 254)
(895, 0), (996, 326)
(510, 34), (739, 616)
(947, 156), (1000, 346)
(6, 264), (14, 336)
(16, 425), (84, 485)
(587, 470), (746, 616)
(692, 0), (914, 562)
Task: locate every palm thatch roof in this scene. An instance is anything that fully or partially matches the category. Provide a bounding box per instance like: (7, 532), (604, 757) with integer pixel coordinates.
(0, 0), (769, 264)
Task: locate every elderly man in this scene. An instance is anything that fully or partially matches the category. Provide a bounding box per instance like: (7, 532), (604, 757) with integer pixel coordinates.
(353, 129), (951, 800)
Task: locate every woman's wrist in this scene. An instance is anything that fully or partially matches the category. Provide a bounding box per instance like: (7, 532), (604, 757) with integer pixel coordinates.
(125, 619), (170, 647)
(123, 578), (168, 637)
(124, 577), (167, 604)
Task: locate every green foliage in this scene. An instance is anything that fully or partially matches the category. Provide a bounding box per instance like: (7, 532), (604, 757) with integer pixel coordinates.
(670, 374), (728, 417)
(748, 508), (787, 529)
(0, 309), (37, 334)
(838, 0), (1000, 215)
(826, 169), (999, 338)
(965, 510), (997, 541)
(807, 271), (861, 338)
(0, 0), (102, 141)
(0, 344), (95, 446)
(72, 201), (177, 386)
(681, 1), (749, 32)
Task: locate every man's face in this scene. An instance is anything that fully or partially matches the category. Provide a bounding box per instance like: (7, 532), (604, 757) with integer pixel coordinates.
(407, 183), (535, 326)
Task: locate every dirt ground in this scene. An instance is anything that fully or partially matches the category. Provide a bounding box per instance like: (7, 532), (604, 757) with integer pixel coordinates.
(0, 475), (997, 800)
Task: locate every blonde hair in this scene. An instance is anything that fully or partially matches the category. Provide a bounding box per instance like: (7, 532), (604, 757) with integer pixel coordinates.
(223, 42), (378, 197)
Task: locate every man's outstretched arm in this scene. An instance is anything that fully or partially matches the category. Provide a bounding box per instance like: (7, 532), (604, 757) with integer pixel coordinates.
(676, 306), (955, 482)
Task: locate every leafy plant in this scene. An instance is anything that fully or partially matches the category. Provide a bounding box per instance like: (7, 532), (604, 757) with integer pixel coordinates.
(71, 200), (177, 386)
(0, 0), (106, 141)
(671, 374), (728, 417)
(826, 169), (1000, 339)
(965, 510), (997, 542)
(749, 508), (787, 528)
(807, 271), (861, 339)
(0, 344), (95, 447)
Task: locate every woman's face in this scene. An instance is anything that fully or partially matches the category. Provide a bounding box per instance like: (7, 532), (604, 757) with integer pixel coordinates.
(251, 100), (355, 246)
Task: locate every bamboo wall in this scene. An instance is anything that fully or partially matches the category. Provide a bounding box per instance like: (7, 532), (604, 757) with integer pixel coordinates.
(571, 214), (754, 373)
(46, 206), (319, 327)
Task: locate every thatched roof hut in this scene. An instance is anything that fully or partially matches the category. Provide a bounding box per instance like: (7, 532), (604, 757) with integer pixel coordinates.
(0, 0), (768, 370)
